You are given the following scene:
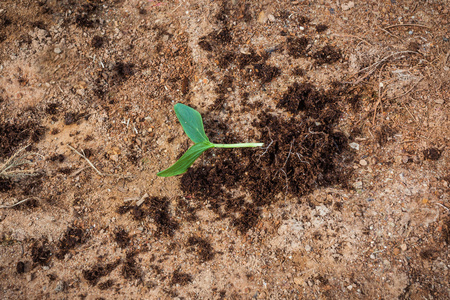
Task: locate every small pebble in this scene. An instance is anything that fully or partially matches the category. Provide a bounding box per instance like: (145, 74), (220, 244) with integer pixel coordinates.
(353, 181), (363, 189)
(54, 281), (65, 293)
(342, 1), (355, 11)
(257, 11), (268, 24)
(347, 285), (353, 290)
(294, 277), (304, 285)
(359, 159), (368, 166)
(401, 244), (407, 251)
(349, 142), (360, 150)
(304, 245), (311, 252)
(54, 47), (62, 54)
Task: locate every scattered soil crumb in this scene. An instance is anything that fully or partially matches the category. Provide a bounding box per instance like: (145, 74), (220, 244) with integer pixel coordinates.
(83, 259), (121, 286)
(170, 269), (192, 286)
(423, 148), (441, 161)
(114, 228), (130, 248)
(121, 252), (141, 280)
(56, 226), (88, 259)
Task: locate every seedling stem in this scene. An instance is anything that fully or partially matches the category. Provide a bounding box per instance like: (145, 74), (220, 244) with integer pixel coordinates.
(157, 103), (263, 177)
(213, 143), (264, 148)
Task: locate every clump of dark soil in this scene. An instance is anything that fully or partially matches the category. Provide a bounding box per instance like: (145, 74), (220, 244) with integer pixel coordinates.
(170, 269), (192, 286)
(48, 154), (65, 163)
(91, 35), (105, 48)
(0, 122), (46, 159)
(0, 178), (14, 192)
(83, 259), (121, 285)
(419, 248), (439, 260)
(114, 62), (134, 79)
(176, 197), (198, 222)
(98, 279), (114, 290)
(16, 261), (26, 274)
(254, 63), (281, 84)
(56, 226), (88, 259)
(74, 3), (101, 28)
(313, 45), (342, 65)
(114, 228), (130, 248)
(64, 112), (78, 125)
(316, 24), (329, 33)
(181, 82), (357, 233)
(186, 236), (215, 262)
(31, 241), (52, 266)
(122, 252), (141, 280)
(286, 37), (309, 58)
(117, 197), (179, 236)
(277, 82), (326, 115)
(45, 103), (60, 115)
(198, 27), (279, 85)
(423, 148), (441, 161)
(231, 205), (260, 233)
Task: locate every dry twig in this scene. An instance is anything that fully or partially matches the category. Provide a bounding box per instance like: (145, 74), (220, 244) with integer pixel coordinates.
(332, 34), (372, 46)
(435, 203), (450, 214)
(0, 197), (39, 209)
(351, 51), (422, 84)
(445, 51), (450, 66)
(372, 65), (387, 125)
(377, 25), (401, 40)
(384, 23), (431, 30)
(67, 144), (132, 179)
(0, 145), (42, 180)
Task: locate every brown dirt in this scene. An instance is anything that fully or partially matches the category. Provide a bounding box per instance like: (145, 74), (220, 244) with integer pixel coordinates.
(0, 0), (449, 299)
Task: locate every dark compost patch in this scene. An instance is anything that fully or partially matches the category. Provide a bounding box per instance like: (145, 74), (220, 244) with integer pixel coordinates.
(181, 82), (357, 233)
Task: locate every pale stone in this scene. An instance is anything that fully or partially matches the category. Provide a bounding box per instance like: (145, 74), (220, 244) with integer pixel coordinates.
(342, 1), (355, 11)
(349, 142), (360, 150)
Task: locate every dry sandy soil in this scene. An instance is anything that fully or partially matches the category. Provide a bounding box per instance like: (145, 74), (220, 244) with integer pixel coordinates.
(0, 0), (449, 299)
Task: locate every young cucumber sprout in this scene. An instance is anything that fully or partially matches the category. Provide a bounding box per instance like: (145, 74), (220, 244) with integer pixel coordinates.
(157, 103), (263, 177)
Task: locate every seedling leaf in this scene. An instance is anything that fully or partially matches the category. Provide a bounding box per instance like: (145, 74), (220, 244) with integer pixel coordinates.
(157, 141), (214, 177)
(174, 103), (209, 143)
(157, 103), (263, 177)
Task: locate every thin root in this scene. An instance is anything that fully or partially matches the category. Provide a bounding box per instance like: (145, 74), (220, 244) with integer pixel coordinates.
(332, 34), (372, 46)
(384, 23), (431, 30)
(67, 144), (133, 179)
(351, 51), (422, 84)
(0, 197), (39, 209)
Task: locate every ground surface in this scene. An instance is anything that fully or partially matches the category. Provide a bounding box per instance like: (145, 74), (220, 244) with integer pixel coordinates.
(0, 0), (449, 299)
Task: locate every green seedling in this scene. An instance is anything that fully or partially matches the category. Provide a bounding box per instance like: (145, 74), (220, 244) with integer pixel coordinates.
(157, 104), (264, 177)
